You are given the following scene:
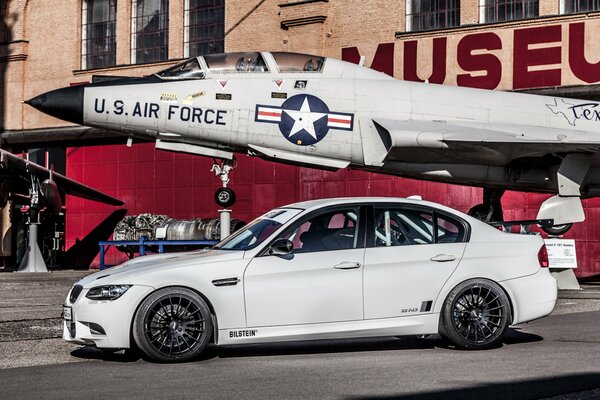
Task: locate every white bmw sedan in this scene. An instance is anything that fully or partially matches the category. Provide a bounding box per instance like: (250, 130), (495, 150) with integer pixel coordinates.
(63, 197), (557, 362)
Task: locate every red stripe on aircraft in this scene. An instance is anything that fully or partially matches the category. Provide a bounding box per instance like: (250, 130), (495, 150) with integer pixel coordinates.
(328, 117), (350, 124)
(258, 111), (282, 117)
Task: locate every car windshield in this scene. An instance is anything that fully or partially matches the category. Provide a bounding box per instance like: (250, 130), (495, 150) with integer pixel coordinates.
(214, 208), (303, 250)
(156, 58), (204, 80)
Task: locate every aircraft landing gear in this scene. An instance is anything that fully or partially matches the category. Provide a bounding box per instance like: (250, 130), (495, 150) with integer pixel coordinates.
(211, 158), (237, 208)
(468, 188), (504, 223)
(211, 158), (237, 239)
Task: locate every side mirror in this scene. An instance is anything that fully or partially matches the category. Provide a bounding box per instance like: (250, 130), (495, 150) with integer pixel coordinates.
(269, 238), (293, 255)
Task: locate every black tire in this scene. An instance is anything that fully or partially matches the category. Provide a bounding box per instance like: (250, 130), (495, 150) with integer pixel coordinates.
(541, 223), (572, 236)
(214, 187), (236, 207)
(133, 287), (212, 362)
(439, 279), (511, 350)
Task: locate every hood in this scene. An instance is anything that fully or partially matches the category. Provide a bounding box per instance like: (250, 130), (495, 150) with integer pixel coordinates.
(77, 249), (246, 288)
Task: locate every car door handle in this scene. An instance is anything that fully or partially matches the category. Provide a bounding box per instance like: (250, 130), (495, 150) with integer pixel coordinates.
(430, 254), (456, 262)
(333, 262), (361, 269)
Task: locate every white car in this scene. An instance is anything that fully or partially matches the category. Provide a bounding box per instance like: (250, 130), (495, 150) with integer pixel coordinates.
(63, 197), (557, 362)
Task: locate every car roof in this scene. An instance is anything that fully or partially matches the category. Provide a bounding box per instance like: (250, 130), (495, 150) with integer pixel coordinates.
(283, 197), (454, 213)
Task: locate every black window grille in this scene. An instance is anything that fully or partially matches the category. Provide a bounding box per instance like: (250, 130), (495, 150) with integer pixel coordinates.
(82, 0), (117, 69)
(185, 0), (225, 57)
(564, 0), (600, 13)
(133, 0), (169, 64)
(408, 0), (461, 32)
(482, 0), (539, 22)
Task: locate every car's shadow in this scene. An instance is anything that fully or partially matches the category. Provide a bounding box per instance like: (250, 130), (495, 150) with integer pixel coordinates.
(70, 327), (542, 363)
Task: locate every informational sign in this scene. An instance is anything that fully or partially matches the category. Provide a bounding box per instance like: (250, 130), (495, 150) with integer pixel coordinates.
(544, 239), (578, 269)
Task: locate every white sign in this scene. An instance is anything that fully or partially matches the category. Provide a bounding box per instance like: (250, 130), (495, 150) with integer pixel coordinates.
(544, 238), (578, 269)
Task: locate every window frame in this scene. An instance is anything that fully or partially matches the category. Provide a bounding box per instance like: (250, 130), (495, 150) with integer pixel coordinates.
(131, 0), (169, 64)
(367, 203), (470, 248)
(560, 0), (600, 14)
(81, 0), (117, 70)
(184, 0), (225, 58)
(479, 0), (539, 23)
(406, 0), (461, 33)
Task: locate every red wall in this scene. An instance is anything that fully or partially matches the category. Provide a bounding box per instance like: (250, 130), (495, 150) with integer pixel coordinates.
(65, 142), (600, 277)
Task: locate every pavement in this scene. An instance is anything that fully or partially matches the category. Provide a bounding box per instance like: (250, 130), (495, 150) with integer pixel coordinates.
(0, 270), (599, 399)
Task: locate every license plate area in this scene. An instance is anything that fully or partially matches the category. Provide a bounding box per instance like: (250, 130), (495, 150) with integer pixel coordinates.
(63, 306), (72, 321)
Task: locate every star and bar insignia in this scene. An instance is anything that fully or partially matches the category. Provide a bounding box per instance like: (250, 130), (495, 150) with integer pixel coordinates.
(255, 94), (354, 146)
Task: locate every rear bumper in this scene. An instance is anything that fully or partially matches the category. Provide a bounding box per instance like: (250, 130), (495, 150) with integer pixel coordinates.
(501, 268), (557, 325)
(63, 285), (155, 349)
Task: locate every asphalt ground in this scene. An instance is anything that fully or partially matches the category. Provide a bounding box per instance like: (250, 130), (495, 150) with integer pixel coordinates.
(0, 270), (599, 399)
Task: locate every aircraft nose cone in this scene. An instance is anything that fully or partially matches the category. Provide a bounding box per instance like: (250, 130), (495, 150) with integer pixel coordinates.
(25, 85), (85, 125)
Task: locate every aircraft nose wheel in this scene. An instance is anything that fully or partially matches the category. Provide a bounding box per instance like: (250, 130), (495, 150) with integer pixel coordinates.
(215, 187), (236, 208)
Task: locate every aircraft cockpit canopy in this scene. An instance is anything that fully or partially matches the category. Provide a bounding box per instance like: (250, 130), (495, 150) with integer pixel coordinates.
(155, 51), (326, 80)
(204, 52), (269, 72)
(271, 52), (325, 72)
(156, 58), (204, 80)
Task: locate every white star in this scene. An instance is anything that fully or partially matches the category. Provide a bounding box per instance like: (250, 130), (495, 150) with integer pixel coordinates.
(283, 97), (326, 140)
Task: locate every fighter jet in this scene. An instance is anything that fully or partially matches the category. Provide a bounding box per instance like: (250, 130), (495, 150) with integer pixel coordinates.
(26, 51), (600, 234)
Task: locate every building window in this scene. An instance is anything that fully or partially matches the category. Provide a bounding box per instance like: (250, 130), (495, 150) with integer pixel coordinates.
(562, 0), (600, 13)
(131, 0), (169, 64)
(481, 0), (539, 23)
(406, 0), (461, 32)
(184, 0), (225, 57)
(81, 0), (117, 70)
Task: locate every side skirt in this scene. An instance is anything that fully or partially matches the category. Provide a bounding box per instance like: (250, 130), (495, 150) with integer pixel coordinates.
(216, 313), (440, 346)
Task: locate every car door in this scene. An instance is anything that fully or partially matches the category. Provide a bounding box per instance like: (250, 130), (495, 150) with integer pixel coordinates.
(244, 206), (365, 327)
(363, 204), (468, 320)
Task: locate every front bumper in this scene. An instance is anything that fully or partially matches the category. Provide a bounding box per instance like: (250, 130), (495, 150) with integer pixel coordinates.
(63, 285), (155, 349)
(502, 268), (558, 325)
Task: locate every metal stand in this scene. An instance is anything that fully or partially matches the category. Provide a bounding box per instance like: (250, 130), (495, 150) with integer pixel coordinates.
(17, 223), (47, 272)
(219, 209), (231, 239)
(18, 175), (48, 272)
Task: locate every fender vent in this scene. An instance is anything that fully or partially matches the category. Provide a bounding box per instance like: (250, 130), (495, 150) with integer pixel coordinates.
(420, 300), (433, 312)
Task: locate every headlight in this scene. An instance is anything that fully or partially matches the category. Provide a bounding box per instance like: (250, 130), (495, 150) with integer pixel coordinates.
(85, 285), (132, 301)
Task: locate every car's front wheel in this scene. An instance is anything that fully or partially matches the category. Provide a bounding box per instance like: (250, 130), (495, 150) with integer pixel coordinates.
(133, 287), (212, 362)
(439, 279), (511, 350)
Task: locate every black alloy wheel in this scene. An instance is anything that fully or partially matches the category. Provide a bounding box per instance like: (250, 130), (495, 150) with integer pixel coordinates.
(440, 279), (511, 349)
(133, 287), (212, 362)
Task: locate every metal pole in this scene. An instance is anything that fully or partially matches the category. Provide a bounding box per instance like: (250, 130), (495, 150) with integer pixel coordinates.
(17, 223), (48, 272)
(219, 209), (231, 239)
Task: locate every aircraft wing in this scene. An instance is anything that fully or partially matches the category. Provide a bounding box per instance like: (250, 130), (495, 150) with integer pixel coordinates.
(373, 119), (600, 166)
(0, 148), (124, 206)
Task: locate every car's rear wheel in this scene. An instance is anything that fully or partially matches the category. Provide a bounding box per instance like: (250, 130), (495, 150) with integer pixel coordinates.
(440, 279), (511, 349)
(133, 287), (212, 362)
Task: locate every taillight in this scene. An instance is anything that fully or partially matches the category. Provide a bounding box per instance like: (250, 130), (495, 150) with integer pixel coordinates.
(538, 245), (549, 268)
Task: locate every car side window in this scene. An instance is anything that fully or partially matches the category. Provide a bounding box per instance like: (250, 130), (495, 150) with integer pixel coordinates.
(436, 213), (466, 243)
(373, 207), (434, 247)
(278, 208), (360, 253)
